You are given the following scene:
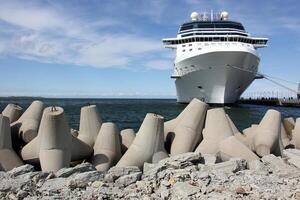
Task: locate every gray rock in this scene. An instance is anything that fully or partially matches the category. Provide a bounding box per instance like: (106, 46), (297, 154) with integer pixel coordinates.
(172, 182), (200, 198)
(115, 172), (142, 187)
(70, 171), (104, 183)
(160, 152), (202, 168)
(56, 162), (96, 178)
(200, 158), (247, 173)
(248, 159), (265, 170)
(143, 152), (201, 180)
(104, 166), (141, 182)
(283, 149), (300, 168)
(39, 178), (67, 193)
(201, 154), (217, 165)
(8, 165), (35, 177)
(261, 154), (295, 172)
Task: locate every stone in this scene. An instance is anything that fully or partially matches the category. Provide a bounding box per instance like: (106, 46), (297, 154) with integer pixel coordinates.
(172, 182), (200, 198)
(115, 172), (142, 187)
(261, 154), (295, 172)
(71, 171), (104, 183)
(283, 149), (300, 168)
(248, 159), (265, 170)
(200, 158), (247, 173)
(56, 162), (96, 178)
(104, 166), (141, 182)
(8, 164), (35, 177)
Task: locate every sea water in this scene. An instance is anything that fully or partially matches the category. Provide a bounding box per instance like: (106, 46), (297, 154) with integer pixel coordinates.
(1, 97), (300, 132)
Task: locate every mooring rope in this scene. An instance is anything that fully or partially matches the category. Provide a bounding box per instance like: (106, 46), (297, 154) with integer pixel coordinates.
(227, 65), (299, 94)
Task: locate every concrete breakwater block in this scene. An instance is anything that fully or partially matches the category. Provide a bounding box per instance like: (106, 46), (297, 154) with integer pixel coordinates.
(164, 98), (208, 155)
(195, 108), (233, 155)
(117, 113), (167, 169)
(21, 107), (93, 168)
(219, 136), (259, 162)
(253, 109), (283, 157)
(11, 100), (44, 143)
(1, 104), (23, 123)
(283, 117), (295, 139)
(38, 107), (72, 172)
(120, 129), (135, 154)
(0, 114), (23, 171)
(293, 118), (300, 149)
(281, 123), (291, 148)
(92, 122), (122, 171)
(78, 105), (102, 148)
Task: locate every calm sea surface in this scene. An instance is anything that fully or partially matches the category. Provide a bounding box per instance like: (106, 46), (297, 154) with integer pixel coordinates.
(1, 97), (300, 132)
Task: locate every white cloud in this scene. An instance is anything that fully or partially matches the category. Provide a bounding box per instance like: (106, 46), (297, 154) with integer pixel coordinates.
(0, 0), (166, 69)
(145, 59), (173, 70)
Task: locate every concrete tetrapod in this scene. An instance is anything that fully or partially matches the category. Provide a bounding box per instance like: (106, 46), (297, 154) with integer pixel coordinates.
(11, 100), (44, 143)
(21, 107), (93, 166)
(120, 129), (135, 154)
(253, 109), (282, 157)
(219, 136), (259, 162)
(38, 107), (72, 172)
(169, 98), (208, 155)
(238, 125), (259, 151)
(195, 108), (233, 155)
(2, 104), (23, 123)
(281, 123), (291, 148)
(0, 115), (23, 171)
(283, 117), (295, 139)
(92, 122), (122, 171)
(116, 113), (167, 169)
(78, 105), (102, 147)
(293, 118), (300, 149)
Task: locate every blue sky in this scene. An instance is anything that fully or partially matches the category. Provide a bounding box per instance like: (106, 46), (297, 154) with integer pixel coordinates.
(0, 0), (299, 98)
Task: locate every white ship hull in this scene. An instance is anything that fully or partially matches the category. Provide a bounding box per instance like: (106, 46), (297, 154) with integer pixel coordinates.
(174, 48), (260, 104)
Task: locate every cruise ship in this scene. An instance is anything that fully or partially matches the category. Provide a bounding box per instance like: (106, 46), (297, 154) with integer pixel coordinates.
(162, 11), (268, 104)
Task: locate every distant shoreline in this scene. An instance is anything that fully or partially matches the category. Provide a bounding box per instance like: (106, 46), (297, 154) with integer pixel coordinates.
(0, 96), (177, 100)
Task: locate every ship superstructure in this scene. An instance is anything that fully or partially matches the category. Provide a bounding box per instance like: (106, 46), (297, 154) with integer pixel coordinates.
(163, 11), (268, 103)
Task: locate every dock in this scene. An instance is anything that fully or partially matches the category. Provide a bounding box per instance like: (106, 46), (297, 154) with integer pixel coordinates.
(238, 97), (300, 107)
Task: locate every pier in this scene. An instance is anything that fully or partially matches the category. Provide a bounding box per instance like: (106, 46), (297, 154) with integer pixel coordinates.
(239, 97), (300, 107)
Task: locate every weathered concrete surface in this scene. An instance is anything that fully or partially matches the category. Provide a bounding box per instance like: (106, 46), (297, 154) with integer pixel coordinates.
(0, 150), (300, 199)
(116, 113), (167, 169)
(92, 122), (122, 171)
(78, 105), (102, 147)
(219, 136), (259, 162)
(195, 108), (233, 155)
(1, 104), (23, 123)
(254, 109), (282, 157)
(11, 100), (44, 143)
(0, 115), (23, 171)
(120, 128), (135, 154)
(169, 98), (208, 155)
(283, 117), (295, 139)
(38, 107), (72, 172)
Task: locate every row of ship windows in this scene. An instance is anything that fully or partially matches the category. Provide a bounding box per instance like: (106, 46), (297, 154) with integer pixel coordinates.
(181, 42), (252, 52)
(165, 37), (267, 45)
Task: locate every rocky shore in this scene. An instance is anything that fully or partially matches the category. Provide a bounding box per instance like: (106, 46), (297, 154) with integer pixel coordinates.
(1, 98), (300, 199)
(1, 150), (300, 199)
